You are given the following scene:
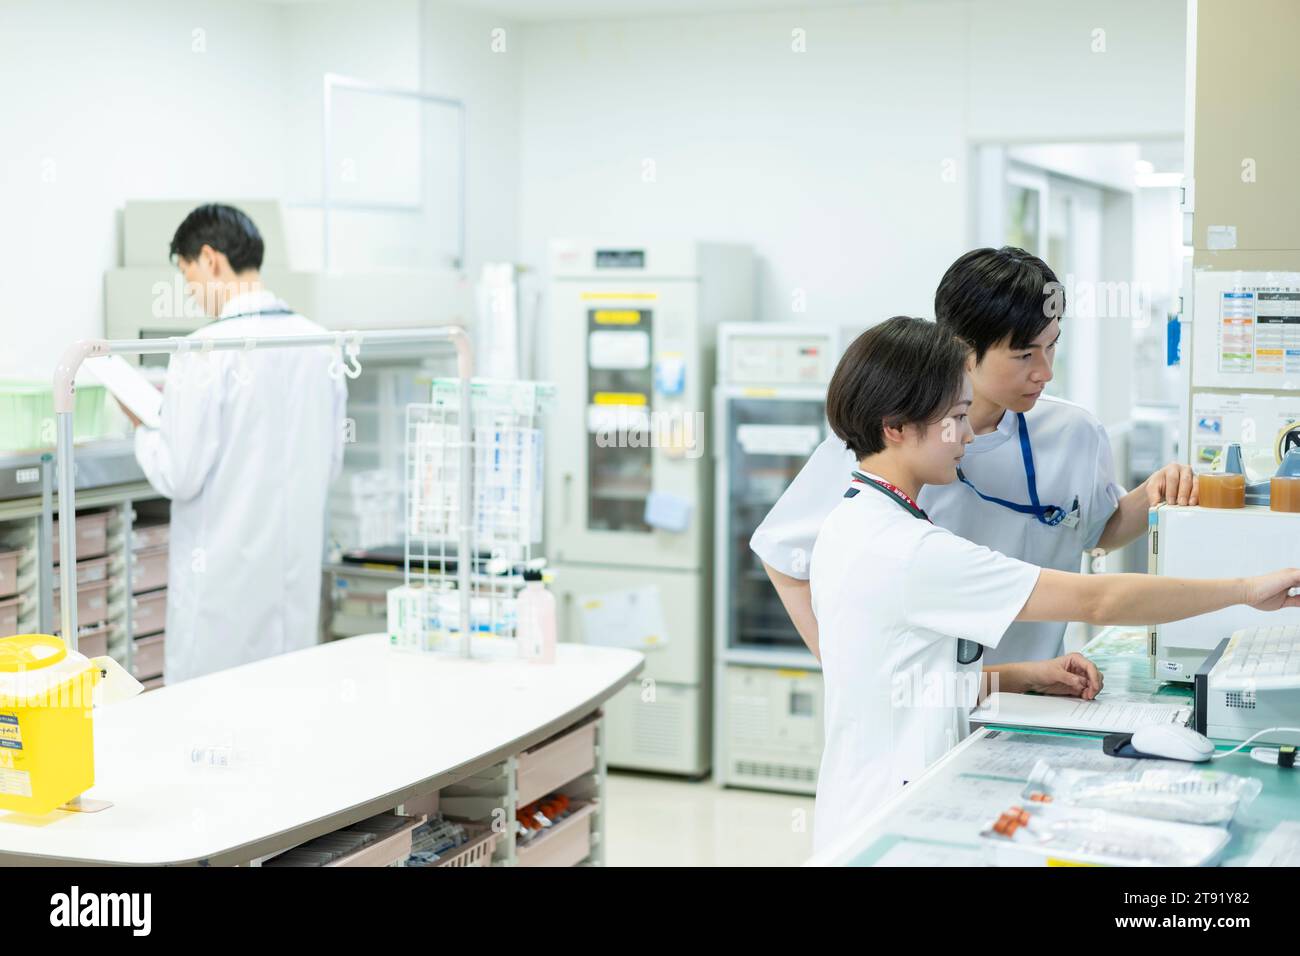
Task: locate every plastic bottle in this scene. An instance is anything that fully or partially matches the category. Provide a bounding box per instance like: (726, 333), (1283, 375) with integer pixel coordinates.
(516, 569), (556, 664)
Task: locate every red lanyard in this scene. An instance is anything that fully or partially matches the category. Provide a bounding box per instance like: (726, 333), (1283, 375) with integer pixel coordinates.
(849, 471), (931, 522)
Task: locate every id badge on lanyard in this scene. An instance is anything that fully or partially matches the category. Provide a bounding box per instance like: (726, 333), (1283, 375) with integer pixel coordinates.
(957, 412), (1079, 528)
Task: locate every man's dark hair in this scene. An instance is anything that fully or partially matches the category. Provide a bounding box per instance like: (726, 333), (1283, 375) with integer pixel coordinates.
(826, 316), (970, 459)
(934, 246), (1063, 361)
(169, 204), (265, 273)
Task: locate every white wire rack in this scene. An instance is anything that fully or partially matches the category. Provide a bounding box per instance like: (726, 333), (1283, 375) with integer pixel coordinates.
(390, 378), (553, 658)
(51, 327), (473, 655)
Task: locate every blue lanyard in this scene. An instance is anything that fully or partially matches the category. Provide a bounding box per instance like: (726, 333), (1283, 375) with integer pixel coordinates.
(957, 413), (1077, 527)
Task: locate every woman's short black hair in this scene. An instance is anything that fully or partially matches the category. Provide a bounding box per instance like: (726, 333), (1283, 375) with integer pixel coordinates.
(169, 204), (265, 273)
(826, 316), (970, 459)
(934, 247), (1063, 360)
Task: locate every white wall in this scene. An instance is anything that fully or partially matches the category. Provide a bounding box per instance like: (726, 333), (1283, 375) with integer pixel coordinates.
(0, 0), (520, 377)
(0, 0), (1184, 380)
(422, 1), (522, 273)
(0, 0), (288, 377)
(516, 0), (1187, 334)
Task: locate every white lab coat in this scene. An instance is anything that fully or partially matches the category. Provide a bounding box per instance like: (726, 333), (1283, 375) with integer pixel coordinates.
(752, 395), (1124, 662)
(134, 290), (347, 683)
(809, 475), (1041, 854)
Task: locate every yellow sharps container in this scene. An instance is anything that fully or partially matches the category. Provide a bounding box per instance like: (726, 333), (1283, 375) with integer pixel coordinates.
(0, 634), (102, 815)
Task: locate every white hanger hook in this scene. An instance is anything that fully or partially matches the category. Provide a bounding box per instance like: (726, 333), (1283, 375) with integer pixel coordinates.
(343, 332), (364, 380)
(327, 334), (347, 380)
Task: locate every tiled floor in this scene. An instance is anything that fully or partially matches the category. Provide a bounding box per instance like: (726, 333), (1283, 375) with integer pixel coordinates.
(603, 771), (816, 866)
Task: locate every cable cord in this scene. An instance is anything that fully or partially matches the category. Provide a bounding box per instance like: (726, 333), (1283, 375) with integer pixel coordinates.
(1210, 727), (1300, 761)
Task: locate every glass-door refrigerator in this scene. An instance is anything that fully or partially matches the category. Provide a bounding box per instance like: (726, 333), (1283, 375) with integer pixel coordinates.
(713, 323), (842, 793)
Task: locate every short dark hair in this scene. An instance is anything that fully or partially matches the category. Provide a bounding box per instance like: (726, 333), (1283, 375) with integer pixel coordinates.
(934, 247), (1063, 361)
(826, 316), (970, 459)
(169, 204), (265, 273)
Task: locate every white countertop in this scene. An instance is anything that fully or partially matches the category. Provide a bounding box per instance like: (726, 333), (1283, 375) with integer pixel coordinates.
(0, 634), (643, 865)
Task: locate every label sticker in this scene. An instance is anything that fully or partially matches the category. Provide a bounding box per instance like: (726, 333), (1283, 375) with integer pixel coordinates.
(0, 766), (32, 798)
(1207, 225), (1238, 250)
(0, 713), (22, 751)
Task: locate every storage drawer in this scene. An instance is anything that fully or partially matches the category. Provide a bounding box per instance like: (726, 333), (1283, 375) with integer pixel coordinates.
(132, 522), (169, 551)
(515, 801), (598, 868)
(516, 718), (598, 807)
(131, 546), (168, 593)
(0, 596), (18, 638)
(52, 580), (110, 627)
(71, 555), (109, 587)
(52, 511), (109, 562)
(77, 625), (109, 658)
(264, 813), (422, 867)
(0, 550), (21, 598)
(131, 589), (166, 637)
(132, 633), (164, 680)
(327, 814), (422, 867)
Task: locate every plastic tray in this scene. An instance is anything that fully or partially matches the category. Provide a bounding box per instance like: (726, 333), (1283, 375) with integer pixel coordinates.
(131, 546), (168, 593)
(78, 625), (109, 659)
(516, 717), (597, 807)
(131, 522), (169, 551)
(52, 511), (110, 563)
(0, 550), (21, 598)
(327, 814), (423, 868)
(71, 556), (109, 587)
(132, 633), (164, 680)
(0, 381), (110, 452)
(0, 596), (18, 637)
(515, 800), (598, 868)
(131, 589), (166, 637)
(52, 580), (110, 628)
(432, 821), (499, 867)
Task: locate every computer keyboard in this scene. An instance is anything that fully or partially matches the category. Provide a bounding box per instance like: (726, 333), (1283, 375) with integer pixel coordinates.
(1211, 625), (1300, 691)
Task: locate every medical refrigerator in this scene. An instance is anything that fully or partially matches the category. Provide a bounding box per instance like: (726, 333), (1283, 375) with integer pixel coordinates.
(545, 240), (754, 776)
(713, 322), (840, 793)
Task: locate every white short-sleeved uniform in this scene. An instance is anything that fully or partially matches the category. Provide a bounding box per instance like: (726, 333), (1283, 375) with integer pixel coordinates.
(752, 395), (1123, 663)
(809, 476), (1041, 854)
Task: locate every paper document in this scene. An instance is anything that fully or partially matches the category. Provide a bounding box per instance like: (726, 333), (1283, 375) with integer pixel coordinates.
(85, 355), (162, 429)
(970, 693), (1191, 734)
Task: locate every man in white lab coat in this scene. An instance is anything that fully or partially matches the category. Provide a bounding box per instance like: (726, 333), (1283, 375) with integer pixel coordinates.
(132, 204), (347, 683)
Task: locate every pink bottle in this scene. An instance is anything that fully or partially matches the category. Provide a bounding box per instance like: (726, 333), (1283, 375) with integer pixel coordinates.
(516, 569), (556, 664)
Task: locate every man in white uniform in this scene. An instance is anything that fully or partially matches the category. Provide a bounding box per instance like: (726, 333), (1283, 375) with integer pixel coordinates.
(132, 204), (347, 683)
(753, 247), (1197, 664)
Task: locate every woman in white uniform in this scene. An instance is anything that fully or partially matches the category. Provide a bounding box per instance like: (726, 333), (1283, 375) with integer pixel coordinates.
(810, 317), (1300, 855)
(755, 247), (1197, 664)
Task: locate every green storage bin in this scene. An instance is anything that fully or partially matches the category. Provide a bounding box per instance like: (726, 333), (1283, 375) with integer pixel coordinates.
(0, 380), (112, 452)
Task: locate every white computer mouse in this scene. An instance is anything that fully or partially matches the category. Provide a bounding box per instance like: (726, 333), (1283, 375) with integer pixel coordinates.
(1131, 724), (1215, 762)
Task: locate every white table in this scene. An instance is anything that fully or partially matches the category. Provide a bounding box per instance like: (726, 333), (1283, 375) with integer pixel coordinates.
(0, 634), (643, 866)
